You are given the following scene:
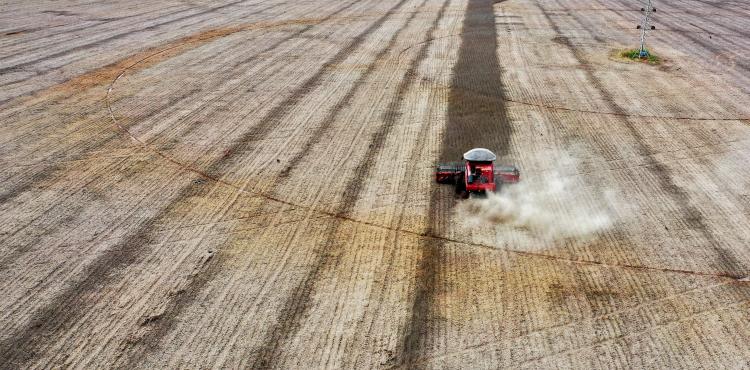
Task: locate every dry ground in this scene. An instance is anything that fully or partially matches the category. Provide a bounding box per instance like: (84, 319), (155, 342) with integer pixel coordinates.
(1, 0), (750, 368)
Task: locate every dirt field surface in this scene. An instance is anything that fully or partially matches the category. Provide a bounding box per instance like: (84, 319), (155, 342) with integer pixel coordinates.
(2, 0), (750, 368)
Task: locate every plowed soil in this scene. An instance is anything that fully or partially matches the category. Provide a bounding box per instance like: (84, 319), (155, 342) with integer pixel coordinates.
(1, 0), (749, 368)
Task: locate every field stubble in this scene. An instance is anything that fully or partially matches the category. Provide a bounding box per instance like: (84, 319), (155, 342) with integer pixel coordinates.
(1, 0), (749, 368)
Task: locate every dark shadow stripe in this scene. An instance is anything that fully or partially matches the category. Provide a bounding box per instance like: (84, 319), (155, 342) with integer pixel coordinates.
(0, 86), (207, 272)
(666, 0), (750, 37)
(278, 4), (435, 179)
(0, 1), (282, 107)
(0, 174), (213, 369)
(0, 4), (189, 63)
(402, 0), (511, 366)
(648, 0), (750, 74)
(113, 0), (429, 364)
(0, 0), (353, 210)
(538, 1), (745, 275)
(439, 0), (512, 160)
(598, 0), (750, 77)
(0, 74), (37, 90)
(0, 1), (379, 366)
(0, 88), (202, 210)
(0, 0), (366, 264)
(0, 0), (258, 74)
(207, 7), (426, 178)
(248, 0), (449, 367)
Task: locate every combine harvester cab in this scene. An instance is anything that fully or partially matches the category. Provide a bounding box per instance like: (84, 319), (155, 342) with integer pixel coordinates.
(435, 148), (519, 197)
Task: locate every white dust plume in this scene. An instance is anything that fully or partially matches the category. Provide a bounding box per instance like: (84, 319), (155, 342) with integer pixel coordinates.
(456, 147), (619, 243)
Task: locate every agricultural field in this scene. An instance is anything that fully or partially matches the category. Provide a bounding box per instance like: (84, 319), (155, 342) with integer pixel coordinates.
(1, 0), (749, 368)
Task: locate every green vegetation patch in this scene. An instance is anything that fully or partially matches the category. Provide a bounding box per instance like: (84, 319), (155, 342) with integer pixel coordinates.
(619, 49), (660, 64)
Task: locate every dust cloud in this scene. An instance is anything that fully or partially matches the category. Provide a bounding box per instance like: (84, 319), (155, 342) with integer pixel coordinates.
(456, 147), (620, 243)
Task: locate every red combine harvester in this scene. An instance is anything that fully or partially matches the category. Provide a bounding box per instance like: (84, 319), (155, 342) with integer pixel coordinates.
(435, 148), (520, 197)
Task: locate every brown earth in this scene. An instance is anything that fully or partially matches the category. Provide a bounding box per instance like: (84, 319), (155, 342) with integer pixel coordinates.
(1, 0), (749, 368)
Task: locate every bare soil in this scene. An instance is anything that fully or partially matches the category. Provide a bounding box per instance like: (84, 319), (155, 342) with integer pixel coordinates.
(1, 0), (749, 368)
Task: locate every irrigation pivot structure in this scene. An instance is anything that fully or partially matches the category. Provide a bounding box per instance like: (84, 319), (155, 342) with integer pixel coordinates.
(638, 0), (656, 57)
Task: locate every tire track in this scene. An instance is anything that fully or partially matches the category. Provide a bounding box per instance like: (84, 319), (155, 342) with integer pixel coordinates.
(3, 0), (347, 294)
(402, 0), (511, 365)
(98, 0), (749, 291)
(0, 88), (200, 209)
(405, 280), (745, 366)
(347, 12), (459, 365)
(0, 0), (364, 209)
(622, 0), (750, 75)
(689, 0), (750, 14)
(277, 3), (432, 179)
(5, 0), (748, 365)
(0, 171), (203, 368)
(0, 4), (190, 65)
(248, 0), (448, 367)
(0, 1), (391, 366)
(537, 1), (746, 276)
(669, 0), (750, 38)
(0, 154), (159, 324)
(354, 147), (433, 367)
(100, 0), (368, 154)
(655, 1), (750, 75)
(193, 3), (411, 181)
(139, 0), (369, 154)
(114, 0), (419, 365)
(592, 0), (750, 264)
(0, 0), (258, 75)
(0, 1), (286, 106)
(468, 87), (750, 122)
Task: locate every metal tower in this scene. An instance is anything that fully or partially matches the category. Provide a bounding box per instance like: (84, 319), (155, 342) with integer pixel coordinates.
(638, 0), (655, 57)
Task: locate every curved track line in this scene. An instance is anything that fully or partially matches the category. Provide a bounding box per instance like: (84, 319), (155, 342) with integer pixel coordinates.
(105, 20), (749, 284)
(502, 93), (749, 121)
(397, 33), (750, 122)
(398, 279), (741, 367)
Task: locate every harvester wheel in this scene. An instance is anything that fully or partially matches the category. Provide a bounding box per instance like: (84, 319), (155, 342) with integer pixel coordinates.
(454, 177), (470, 199)
(454, 176), (464, 194)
